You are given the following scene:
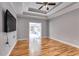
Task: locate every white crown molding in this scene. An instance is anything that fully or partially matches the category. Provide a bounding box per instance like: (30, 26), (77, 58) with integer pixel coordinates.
(23, 11), (47, 17)
(11, 2), (79, 20)
(48, 2), (79, 19)
(21, 2), (77, 19)
(17, 14), (48, 20)
(47, 2), (73, 16)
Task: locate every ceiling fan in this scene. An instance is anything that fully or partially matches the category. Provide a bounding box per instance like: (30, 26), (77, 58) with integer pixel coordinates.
(36, 2), (56, 10)
(28, 2), (56, 14)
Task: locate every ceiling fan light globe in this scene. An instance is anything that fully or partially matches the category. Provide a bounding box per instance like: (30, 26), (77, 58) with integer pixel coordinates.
(47, 7), (49, 10)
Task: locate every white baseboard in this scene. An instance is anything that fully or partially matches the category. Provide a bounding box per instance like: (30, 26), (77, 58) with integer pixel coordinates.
(18, 38), (29, 40)
(18, 36), (48, 40)
(7, 40), (17, 56)
(42, 36), (49, 39)
(50, 37), (79, 48)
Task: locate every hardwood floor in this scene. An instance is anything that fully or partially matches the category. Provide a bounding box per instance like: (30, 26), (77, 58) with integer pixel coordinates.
(10, 38), (79, 56)
(10, 40), (29, 56)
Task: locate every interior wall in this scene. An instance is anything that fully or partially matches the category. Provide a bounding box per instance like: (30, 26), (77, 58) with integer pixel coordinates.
(17, 17), (49, 40)
(0, 2), (17, 56)
(49, 8), (79, 46)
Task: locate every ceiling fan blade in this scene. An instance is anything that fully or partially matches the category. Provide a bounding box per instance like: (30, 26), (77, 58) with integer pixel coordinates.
(39, 5), (44, 10)
(48, 3), (56, 5)
(36, 2), (43, 4)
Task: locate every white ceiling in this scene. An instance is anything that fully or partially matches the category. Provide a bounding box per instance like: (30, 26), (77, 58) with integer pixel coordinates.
(11, 2), (79, 20)
(12, 2), (59, 14)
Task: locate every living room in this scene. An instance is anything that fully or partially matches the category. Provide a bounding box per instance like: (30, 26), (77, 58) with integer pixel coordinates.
(0, 2), (79, 56)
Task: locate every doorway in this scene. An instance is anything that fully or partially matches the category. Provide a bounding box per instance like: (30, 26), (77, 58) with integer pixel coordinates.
(29, 22), (42, 55)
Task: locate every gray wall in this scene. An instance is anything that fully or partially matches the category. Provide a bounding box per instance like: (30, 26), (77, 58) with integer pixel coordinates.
(49, 8), (79, 46)
(17, 17), (49, 40)
(0, 2), (17, 56)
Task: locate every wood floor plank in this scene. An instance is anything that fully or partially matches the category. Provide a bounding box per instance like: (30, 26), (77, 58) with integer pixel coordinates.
(10, 38), (79, 56)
